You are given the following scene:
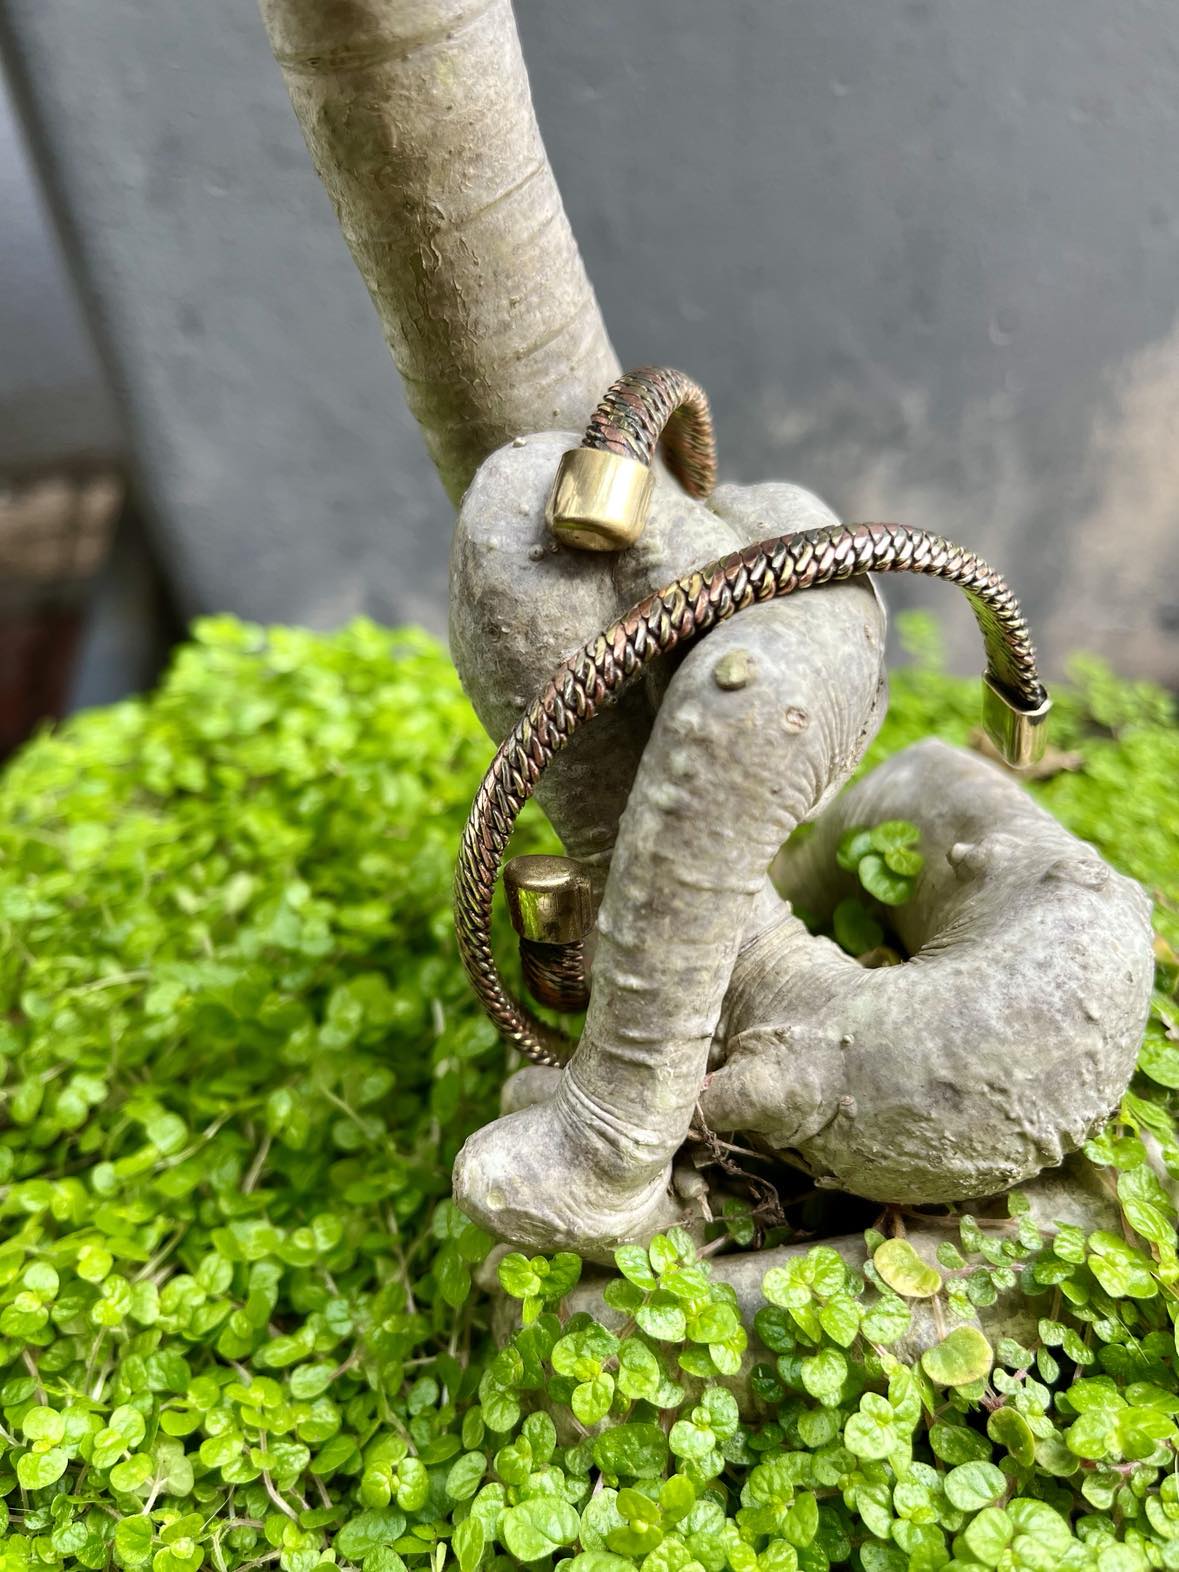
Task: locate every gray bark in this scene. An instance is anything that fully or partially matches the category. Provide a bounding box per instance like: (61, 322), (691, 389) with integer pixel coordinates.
(258, 0), (618, 502)
(452, 437), (888, 1255)
(724, 740), (1154, 1201)
(257, 0), (1156, 1266)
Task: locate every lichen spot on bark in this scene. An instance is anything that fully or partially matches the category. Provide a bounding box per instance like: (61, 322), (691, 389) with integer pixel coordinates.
(712, 649), (754, 690)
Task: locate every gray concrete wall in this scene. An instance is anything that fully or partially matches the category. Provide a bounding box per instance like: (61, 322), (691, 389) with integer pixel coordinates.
(3, 0), (1178, 680)
(0, 69), (120, 468)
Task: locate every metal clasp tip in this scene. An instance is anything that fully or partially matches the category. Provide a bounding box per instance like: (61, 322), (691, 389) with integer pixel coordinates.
(982, 674), (1052, 768)
(545, 448), (655, 552)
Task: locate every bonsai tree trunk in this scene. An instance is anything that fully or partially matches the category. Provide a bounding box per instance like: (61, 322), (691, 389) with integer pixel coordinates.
(260, 0), (1154, 1265)
(258, 0), (618, 502)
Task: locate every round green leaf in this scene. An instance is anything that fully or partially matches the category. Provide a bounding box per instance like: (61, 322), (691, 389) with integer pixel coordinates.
(929, 1422), (992, 1465)
(818, 1294), (861, 1347)
(613, 1244), (658, 1289)
(883, 846), (924, 877)
(944, 1459), (1007, 1511)
(501, 1496), (580, 1562)
(833, 897), (884, 957)
(21, 1405), (65, 1444)
(800, 1347), (847, 1405)
(573, 1372), (615, 1426)
(17, 1447), (68, 1489)
(987, 1405), (1035, 1467)
(844, 1411), (897, 1462)
(617, 1337), (661, 1400)
(23, 1261), (59, 1298)
(873, 1239), (943, 1298)
(868, 820), (921, 853)
(861, 1293), (911, 1345)
(836, 827), (875, 872)
(636, 1293), (687, 1343)
(858, 854), (914, 907)
(497, 1252), (542, 1300)
(921, 1326), (994, 1387)
(1139, 1030), (1179, 1088)
(113, 1516), (154, 1566)
(77, 1243), (114, 1283)
(335, 1509), (408, 1558)
(961, 1505), (1013, 1565)
(592, 1423), (669, 1479)
(453, 1517), (485, 1572)
(445, 1450), (487, 1502)
(110, 1453), (155, 1493)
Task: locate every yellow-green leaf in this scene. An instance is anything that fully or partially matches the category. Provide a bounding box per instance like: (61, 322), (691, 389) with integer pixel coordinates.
(873, 1239), (942, 1299)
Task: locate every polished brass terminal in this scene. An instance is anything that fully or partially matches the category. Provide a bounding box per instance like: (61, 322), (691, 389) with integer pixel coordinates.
(503, 855), (596, 1012)
(545, 448), (655, 552)
(503, 855), (595, 942)
(982, 674), (1052, 768)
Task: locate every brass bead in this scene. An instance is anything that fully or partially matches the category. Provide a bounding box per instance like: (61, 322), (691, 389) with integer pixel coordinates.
(503, 855), (596, 944)
(982, 674), (1052, 768)
(545, 447), (655, 552)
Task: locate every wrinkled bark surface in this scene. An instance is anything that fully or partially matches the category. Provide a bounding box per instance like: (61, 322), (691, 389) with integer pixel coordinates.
(451, 437), (886, 1253)
(700, 739), (1155, 1200)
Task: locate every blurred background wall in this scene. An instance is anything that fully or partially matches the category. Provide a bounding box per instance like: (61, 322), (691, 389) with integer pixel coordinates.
(2, 0), (1177, 716)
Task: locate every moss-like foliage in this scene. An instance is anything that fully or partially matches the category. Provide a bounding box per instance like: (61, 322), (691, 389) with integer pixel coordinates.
(0, 613), (1176, 1571)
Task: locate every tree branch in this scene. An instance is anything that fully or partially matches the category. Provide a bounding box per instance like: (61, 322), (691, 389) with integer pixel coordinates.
(258, 0), (619, 502)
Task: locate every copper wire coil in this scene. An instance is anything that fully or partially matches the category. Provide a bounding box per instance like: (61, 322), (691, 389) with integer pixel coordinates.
(520, 938), (590, 1013)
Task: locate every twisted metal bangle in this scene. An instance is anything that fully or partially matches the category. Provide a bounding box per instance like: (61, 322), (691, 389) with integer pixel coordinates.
(582, 365), (717, 499)
(455, 371), (1050, 1069)
(520, 939), (591, 1014)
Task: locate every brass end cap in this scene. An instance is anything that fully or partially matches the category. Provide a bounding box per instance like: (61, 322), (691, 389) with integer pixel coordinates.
(545, 447), (655, 552)
(982, 674), (1052, 768)
(503, 855), (596, 944)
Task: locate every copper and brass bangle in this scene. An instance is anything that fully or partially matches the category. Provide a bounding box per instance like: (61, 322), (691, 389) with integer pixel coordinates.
(546, 367), (715, 551)
(457, 368), (1052, 1069)
(581, 365), (717, 499)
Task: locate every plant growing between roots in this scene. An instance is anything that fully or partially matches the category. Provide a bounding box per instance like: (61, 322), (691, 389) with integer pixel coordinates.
(0, 619), (1176, 1568)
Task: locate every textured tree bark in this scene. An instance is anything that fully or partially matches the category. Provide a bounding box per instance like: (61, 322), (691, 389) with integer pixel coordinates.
(452, 590), (888, 1254)
(258, 0), (619, 502)
(449, 435), (1152, 1260)
(702, 739), (1154, 1199)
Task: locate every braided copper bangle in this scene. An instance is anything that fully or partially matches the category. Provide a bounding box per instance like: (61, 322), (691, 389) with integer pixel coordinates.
(546, 367), (715, 550)
(455, 370), (1051, 1069)
(582, 365), (717, 498)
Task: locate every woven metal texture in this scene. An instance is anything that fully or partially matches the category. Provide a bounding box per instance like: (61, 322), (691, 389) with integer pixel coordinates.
(582, 365), (717, 499)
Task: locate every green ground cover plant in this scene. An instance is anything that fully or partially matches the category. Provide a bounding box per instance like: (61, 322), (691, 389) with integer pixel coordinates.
(0, 613), (1176, 1571)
